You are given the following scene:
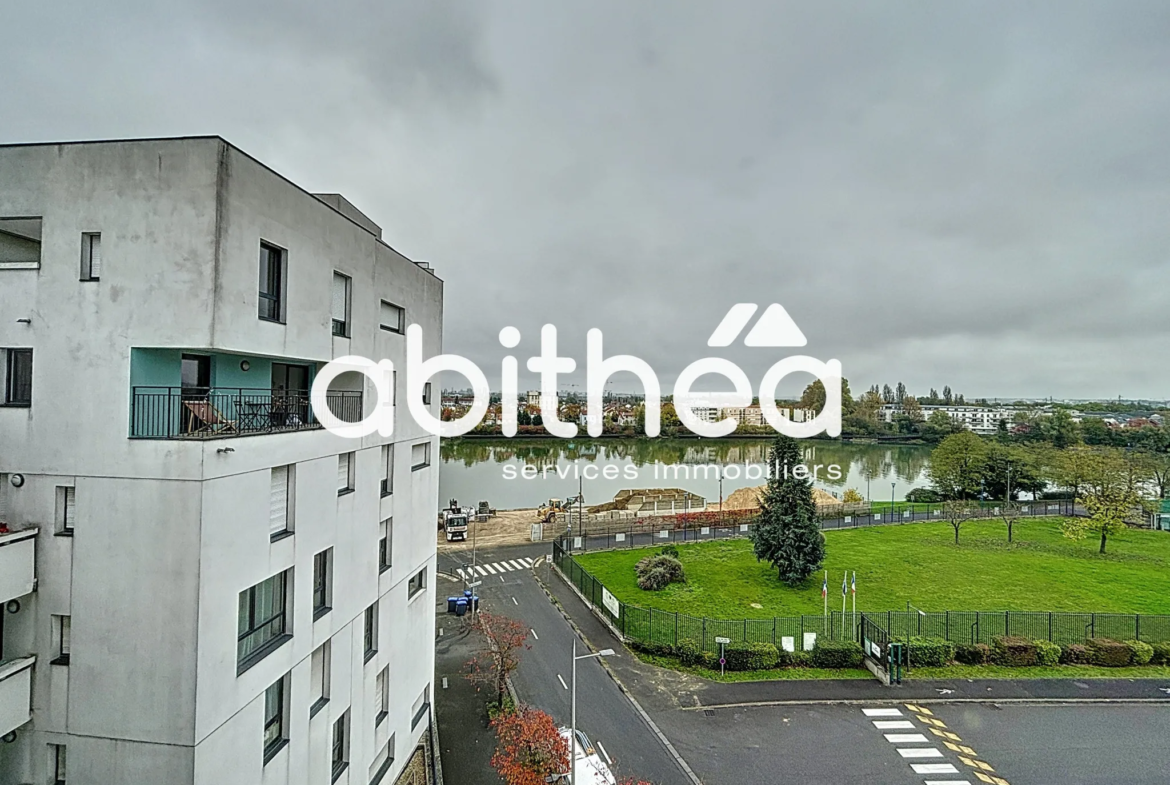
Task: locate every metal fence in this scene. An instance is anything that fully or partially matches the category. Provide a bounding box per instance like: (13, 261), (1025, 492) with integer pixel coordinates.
(552, 539), (1170, 652)
(565, 499), (1079, 553)
(131, 386), (363, 439)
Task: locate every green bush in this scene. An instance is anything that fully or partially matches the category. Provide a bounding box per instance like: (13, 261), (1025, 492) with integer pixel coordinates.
(724, 642), (780, 671)
(635, 554), (686, 591)
(790, 649), (813, 667)
(1151, 641), (1170, 666)
(1035, 639), (1061, 667)
(1086, 638), (1132, 667)
(907, 637), (955, 667)
(677, 638), (703, 667)
(991, 636), (1038, 666)
(1060, 644), (1090, 665)
(906, 488), (943, 503)
(811, 639), (863, 669)
(658, 544), (680, 558)
(700, 650), (720, 670)
(629, 639), (674, 657)
(1124, 640), (1154, 666)
(955, 643), (991, 665)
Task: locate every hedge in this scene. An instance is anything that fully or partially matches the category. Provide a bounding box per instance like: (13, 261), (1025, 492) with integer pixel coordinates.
(1125, 640), (1154, 666)
(908, 636), (955, 667)
(955, 642), (991, 665)
(992, 636), (1038, 666)
(1152, 642), (1170, 666)
(811, 639), (863, 669)
(1087, 638), (1132, 667)
(1035, 639), (1061, 666)
(1060, 643), (1090, 665)
(725, 642), (781, 671)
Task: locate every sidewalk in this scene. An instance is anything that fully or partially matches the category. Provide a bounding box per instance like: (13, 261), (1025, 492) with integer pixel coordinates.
(536, 558), (1170, 710)
(433, 586), (505, 785)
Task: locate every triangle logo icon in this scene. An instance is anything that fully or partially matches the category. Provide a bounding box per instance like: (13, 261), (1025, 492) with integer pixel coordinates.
(742, 303), (807, 347)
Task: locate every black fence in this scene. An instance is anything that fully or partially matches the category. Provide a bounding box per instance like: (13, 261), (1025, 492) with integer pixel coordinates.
(552, 539), (1170, 653)
(567, 499), (1079, 553)
(131, 387), (363, 439)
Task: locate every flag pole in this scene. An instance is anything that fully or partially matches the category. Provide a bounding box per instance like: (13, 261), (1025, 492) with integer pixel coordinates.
(851, 571), (856, 642)
(823, 570), (828, 619)
(841, 571), (847, 638)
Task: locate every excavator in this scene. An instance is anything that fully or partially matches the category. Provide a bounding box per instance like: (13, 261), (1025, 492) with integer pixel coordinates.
(537, 494), (584, 524)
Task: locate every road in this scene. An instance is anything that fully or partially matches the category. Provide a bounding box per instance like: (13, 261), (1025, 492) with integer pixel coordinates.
(438, 542), (692, 784)
(438, 541), (1170, 785)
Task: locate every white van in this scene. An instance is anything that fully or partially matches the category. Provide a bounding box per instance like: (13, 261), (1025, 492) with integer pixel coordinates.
(552, 727), (616, 785)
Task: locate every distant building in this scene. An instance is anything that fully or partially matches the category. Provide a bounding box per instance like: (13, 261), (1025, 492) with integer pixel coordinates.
(880, 403), (1026, 434)
(525, 389), (542, 407)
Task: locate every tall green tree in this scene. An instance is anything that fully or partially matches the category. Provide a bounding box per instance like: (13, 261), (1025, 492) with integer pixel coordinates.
(750, 434), (825, 586)
(1061, 448), (1147, 554)
(928, 431), (989, 500)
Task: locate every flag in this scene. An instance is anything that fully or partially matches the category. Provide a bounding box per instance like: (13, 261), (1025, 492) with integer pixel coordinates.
(851, 572), (856, 596)
(841, 572), (848, 597)
(822, 574), (827, 598)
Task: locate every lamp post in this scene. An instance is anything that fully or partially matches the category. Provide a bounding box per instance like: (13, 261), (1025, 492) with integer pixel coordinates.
(571, 640), (614, 785)
(891, 482), (896, 522)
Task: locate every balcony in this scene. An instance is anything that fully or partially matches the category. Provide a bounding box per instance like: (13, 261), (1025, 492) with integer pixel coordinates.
(0, 529), (35, 604)
(130, 388), (362, 440)
(0, 656), (35, 737)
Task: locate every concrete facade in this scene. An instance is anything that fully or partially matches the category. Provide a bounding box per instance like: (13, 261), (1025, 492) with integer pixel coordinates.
(0, 138), (442, 785)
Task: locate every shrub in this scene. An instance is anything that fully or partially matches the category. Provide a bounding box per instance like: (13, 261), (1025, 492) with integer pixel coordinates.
(677, 638), (703, 667)
(811, 639), (863, 669)
(628, 640), (674, 657)
(700, 650), (720, 670)
(1086, 638), (1132, 667)
(1060, 644), (1090, 665)
(725, 642), (781, 671)
(1151, 641), (1170, 666)
(955, 643), (991, 665)
(658, 544), (680, 558)
(906, 488), (943, 503)
(907, 636), (955, 667)
(790, 649), (813, 668)
(1035, 639), (1061, 667)
(1124, 640), (1154, 666)
(991, 636), (1038, 666)
(635, 554), (686, 591)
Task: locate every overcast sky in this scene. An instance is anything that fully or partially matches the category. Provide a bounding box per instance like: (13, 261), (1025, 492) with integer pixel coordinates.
(4, 2), (1169, 400)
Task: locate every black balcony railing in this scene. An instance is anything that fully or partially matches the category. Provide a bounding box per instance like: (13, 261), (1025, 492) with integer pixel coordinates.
(131, 387), (363, 439)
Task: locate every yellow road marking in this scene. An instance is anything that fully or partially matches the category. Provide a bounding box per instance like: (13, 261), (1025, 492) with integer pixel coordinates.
(974, 774), (1010, 785)
(919, 716), (947, 728)
(929, 728), (963, 741)
(905, 704), (933, 715)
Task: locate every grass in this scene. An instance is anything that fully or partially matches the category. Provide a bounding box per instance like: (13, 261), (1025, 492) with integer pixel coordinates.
(574, 518), (1170, 618)
(632, 651), (871, 681)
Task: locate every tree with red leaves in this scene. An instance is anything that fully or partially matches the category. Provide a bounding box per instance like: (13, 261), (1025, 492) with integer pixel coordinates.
(490, 705), (569, 785)
(466, 611), (530, 707)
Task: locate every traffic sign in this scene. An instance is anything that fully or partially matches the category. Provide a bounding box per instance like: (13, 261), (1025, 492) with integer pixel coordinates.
(714, 636), (731, 644)
(719, 657), (726, 665)
(468, 581), (483, 588)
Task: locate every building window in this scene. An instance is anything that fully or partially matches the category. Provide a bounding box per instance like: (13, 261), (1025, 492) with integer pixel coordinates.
(379, 300), (404, 334)
(237, 570), (290, 670)
(408, 568), (426, 599)
(52, 615), (71, 666)
(363, 602), (378, 662)
(378, 518), (392, 573)
(57, 486), (75, 535)
(310, 641), (331, 717)
(423, 382), (432, 406)
(381, 444), (393, 496)
(51, 743), (66, 785)
(80, 232), (101, 281)
(411, 684), (430, 730)
(313, 548), (332, 620)
(0, 217), (42, 269)
(263, 675), (289, 763)
(374, 666), (389, 725)
(270, 465), (292, 540)
(331, 272), (351, 337)
(411, 442), (430, 471)
(331, 711), (350, 782)
(338, 452), (354, 495)
(258, 242), (285, 323)
(2, 348), (32, 406)
(368, 735), (395, 785)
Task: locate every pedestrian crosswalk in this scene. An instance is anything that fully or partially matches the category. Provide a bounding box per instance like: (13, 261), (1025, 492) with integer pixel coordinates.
(456, 558), (534, 579)
(859, 704), (1007, 785)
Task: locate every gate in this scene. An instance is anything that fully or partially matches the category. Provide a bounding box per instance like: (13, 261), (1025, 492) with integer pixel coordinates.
(860, 613), (901, 685)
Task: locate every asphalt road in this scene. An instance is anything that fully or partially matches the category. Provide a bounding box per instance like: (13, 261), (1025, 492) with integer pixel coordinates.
(438, 543), (691, 784)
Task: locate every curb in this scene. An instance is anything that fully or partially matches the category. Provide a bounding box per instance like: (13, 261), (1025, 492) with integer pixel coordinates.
(686, 696), (1170, 710)
(532, 557), (705, 785)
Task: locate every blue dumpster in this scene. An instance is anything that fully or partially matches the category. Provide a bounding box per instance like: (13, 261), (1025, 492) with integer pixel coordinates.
(463, 589), (473, 598)
(470, 595), (480, 612)
(447, 597), (458, 614)
(455, 598), (468, 617)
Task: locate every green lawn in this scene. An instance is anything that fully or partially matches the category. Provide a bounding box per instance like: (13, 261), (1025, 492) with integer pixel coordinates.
(575, 518), (1170, 618)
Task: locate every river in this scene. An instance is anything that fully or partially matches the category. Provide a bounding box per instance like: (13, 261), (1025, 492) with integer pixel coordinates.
(439, 437), (933, 511)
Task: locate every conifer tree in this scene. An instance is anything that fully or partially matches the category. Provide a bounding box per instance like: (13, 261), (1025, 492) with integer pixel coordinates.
(750, 434), (825, 585)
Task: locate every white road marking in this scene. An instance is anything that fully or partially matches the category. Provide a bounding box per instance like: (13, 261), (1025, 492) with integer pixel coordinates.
(482, 563), (497, 575)
(873, 720), (915, 729)
(512, 597), (518, 605)
(863, 708), (904, 717)
(521, 557), (534, 566)
(442, 677), (448, 689)
(885, 734), (929, 743)
(530, 629), (539, 640)
(509, 560), (526, 570)
(475, 566), (489, 577)
(597, 741), (612, 765)
(437, 628), (444, 637)
(898, 748), (943, 759)
(911, 764), (959, 774)
(500, 576), (505, 583)
(557, 674), (568, 690)
(924, 781), (971, 785)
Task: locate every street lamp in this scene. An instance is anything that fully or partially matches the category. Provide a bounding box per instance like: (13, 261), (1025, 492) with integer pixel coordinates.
(571, 640), (615, 785)
(891, 482), (896, 522)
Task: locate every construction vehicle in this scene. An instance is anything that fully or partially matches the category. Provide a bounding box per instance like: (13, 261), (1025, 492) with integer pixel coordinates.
(537, 494), (583, 524)
(441, 499), (470, 542)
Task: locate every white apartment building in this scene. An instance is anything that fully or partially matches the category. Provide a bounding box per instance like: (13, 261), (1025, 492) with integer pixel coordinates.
(0, 138), (442, 785)
(878, 403), (1023, 434)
